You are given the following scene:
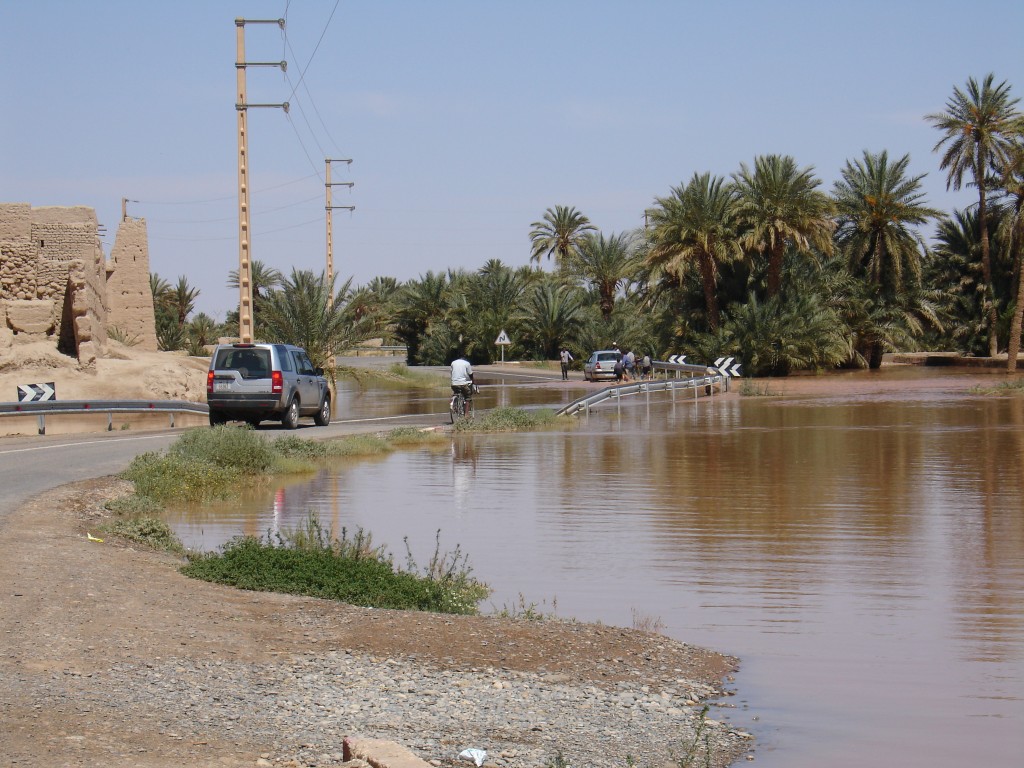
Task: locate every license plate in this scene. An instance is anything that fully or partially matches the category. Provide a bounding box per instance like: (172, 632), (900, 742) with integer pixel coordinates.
(214, 382), (232, 393)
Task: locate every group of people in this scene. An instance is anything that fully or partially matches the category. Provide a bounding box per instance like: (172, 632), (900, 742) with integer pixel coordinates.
(611, 346), (652, 382)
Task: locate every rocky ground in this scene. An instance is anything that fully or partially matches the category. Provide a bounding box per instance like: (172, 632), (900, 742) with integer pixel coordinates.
(0, 477), (752, 768)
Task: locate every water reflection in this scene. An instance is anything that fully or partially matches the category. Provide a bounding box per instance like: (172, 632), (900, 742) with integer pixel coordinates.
(164, 384), (1024, 768)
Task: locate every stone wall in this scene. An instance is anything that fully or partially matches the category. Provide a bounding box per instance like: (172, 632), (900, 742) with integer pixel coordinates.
(0, 202), (156, 365)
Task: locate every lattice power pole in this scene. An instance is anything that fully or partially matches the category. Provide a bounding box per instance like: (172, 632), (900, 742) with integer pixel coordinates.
(325, 158), (354, 308)
(235, 17), (287, 343)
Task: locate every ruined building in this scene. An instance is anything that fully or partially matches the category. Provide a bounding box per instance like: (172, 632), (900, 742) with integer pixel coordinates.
(0, 202), (158, 365)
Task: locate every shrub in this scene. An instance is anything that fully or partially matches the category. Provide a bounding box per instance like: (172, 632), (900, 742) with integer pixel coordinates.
(105, 516), (184, 554)
(182, 515), (490, 615)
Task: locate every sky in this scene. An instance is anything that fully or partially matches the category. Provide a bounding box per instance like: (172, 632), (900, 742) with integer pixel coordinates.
(2, 0), (1023, 319)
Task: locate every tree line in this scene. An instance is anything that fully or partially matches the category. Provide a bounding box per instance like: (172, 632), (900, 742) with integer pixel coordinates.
(148, 74), (1024, 377)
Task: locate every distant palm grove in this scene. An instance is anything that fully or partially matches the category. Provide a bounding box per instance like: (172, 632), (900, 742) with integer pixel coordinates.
(152, 74), (1024, 377)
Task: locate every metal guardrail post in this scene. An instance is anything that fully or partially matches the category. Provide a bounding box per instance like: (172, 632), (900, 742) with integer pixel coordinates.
(38, 413), (45, 436)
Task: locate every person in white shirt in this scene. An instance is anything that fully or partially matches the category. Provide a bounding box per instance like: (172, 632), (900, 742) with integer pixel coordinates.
(450, 356), (475, 414)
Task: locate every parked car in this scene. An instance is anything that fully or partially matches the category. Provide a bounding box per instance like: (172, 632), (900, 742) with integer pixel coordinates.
(583, 349), (622, 381)
(206, 342), (331, 429)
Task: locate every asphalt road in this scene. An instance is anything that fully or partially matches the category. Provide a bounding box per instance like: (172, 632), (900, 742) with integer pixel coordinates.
(0, 412), (445, 530)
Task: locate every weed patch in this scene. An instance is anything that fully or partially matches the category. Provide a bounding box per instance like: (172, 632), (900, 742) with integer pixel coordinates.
(971, 378), (1024, 395)
(104, 516), (184, 555)
(454, 406), (559, 432)
(181, 514), (490, 614)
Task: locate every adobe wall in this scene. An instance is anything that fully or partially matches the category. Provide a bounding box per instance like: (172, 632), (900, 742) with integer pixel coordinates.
(0, 202), (154, 365)
(106, 217), (158, 351)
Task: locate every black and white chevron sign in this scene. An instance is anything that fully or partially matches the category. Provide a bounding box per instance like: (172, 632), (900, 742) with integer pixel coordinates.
(667, 354), (687, 364)
(17, 382), (56, 402)
(713, 357), (742, 377)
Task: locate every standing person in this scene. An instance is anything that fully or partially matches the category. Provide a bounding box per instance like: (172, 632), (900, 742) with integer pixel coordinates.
(623, 349), (636, 381)
(450, 354), (474, 416)
(559, 348), (574, 380)
(642, 353), (652, 380)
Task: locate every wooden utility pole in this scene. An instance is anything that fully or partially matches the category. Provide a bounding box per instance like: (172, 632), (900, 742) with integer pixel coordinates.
(325, 158), (354, 308)
(235, 17), (287, 343)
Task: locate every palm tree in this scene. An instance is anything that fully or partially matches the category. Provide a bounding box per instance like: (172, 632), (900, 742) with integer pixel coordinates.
(185, 312), (221, 356)
(227, 259), (283, 336)
(168, 275), (199, 329)
(833, 150), (942, 294)
(517, 282), (586, 359)
(998, 137), (1024, 370)
(645, 173), (742, 330)
(394, 271), (451, 364)
(567, 231), (642, 320)
(528, 205), (597, 267)
(732, 154), (836, 298)
(259, 269), (372, 376)
(927, 73), (1021, 356)
(149, 273), (172, 311)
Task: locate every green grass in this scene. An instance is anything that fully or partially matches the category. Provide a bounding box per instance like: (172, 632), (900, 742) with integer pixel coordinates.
(971, 377), (1024, 395)
(120, 426), (452, 508)
(336, 363), (448, 390)
(453, 406), (560, 432)
(181, 514), (490, 615)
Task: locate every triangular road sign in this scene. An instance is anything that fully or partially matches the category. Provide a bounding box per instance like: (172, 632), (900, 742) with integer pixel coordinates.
(495, 330), (511, 345)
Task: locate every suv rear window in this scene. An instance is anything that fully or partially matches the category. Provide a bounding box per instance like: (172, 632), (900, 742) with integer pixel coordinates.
(214, 347), (272, 379)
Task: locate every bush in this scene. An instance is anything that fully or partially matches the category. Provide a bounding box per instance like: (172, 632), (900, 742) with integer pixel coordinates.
(182, 515), (490, 614)
(105, 516), (184, 554)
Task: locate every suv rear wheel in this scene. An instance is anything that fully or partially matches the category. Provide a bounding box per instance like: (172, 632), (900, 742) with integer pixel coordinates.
(281, 397), (300, 430)
(209, 410), (227, 426)
(314, 396), (331, 427)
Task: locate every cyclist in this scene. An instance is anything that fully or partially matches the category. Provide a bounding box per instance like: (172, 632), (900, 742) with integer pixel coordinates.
(450, 354), (475, 416)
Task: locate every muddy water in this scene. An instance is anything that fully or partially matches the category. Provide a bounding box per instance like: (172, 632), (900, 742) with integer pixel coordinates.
(165, 377), (1024, 767)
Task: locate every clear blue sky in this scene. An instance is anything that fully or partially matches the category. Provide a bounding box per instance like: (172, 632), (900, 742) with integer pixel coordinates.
(2, 1), (1023, 319)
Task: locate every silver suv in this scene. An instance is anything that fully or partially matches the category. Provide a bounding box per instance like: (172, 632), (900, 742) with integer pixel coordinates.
(206, 343), (331, 429)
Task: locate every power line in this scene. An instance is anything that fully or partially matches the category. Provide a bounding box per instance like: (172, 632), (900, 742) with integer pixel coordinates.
(133, 174), (318, 206)
(285, 0), (341, 105)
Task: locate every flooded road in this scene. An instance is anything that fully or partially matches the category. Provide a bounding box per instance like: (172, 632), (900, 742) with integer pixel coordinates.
(164, 371), (1024, 767)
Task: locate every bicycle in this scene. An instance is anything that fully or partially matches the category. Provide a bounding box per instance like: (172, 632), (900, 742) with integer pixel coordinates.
(449, 386), (476, 424)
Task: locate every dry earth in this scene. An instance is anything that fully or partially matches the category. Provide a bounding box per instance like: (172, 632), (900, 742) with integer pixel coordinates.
(0, 340), (209, 403)
(0, 478), (738, 767)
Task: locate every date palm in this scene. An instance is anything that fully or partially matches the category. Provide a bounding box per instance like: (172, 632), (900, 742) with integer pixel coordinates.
(732, 154), (836, 298)
(999, 138), (1024, 370)
(568, 231), (642, 320)
(833, 150), (942, 294)
(927, 73), (1020, 356)
(528, 205), (596, 267)
(168, 275), (200, 329)
(517, 282), (586, 359)
(260, 269), (372, 376)
(645, 173), (742, 330)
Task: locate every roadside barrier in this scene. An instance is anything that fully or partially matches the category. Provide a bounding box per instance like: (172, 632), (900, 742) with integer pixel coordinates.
(557, 361), (727, 416)
(0, 400), (209, 435)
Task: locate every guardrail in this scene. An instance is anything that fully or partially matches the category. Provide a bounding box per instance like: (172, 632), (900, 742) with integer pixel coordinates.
(0, 400), (209, 435)
(557, 363), (726, 416)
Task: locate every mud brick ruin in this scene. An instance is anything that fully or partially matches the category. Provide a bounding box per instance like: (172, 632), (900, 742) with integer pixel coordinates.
(0, 202), (157, 365)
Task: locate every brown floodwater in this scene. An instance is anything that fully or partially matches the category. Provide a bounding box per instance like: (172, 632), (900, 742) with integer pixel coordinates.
(164, 372), (1024, 767)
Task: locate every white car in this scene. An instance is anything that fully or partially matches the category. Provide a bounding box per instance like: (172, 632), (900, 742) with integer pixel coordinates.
(583, 349), (622, 381)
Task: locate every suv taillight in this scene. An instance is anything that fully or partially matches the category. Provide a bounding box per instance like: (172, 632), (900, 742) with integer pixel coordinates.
(271, 370), (283, 394)
(207, 370), (215, 393)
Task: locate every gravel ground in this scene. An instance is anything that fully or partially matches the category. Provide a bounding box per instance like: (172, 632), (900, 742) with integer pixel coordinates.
(0, 477), (752, 768)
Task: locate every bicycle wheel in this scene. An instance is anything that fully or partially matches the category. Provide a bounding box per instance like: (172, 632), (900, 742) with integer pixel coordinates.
(450, 393), (464, 424)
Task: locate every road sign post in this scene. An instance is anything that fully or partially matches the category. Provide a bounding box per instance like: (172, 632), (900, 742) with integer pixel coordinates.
(495, 329), (511, 364)
(17, 382), (56, 402)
